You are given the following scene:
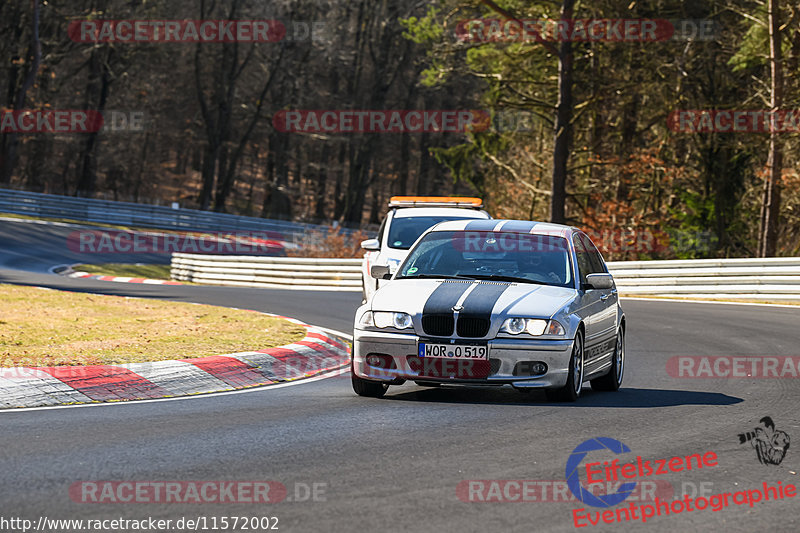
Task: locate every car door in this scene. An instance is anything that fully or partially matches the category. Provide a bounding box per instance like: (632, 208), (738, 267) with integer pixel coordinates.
(580, 233), (618, 367)
(572, 233), (607, 369)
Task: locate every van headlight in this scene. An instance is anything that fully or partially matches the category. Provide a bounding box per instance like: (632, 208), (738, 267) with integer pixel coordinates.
(500, 318), (564, 336)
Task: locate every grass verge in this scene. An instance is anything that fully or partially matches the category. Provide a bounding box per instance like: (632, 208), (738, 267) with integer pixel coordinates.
(0, 284), (307, 366)
(74, 263), (172, 280)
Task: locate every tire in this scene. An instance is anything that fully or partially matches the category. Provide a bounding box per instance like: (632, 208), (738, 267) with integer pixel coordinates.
(545, 330), (584, 402)
(591, 327), (625, 392)
(352, 371), (389, 398)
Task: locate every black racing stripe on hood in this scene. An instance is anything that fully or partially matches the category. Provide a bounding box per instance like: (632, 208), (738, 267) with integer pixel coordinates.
(464, 219), (498, 232)
(498, 220), (537, 233)
(422, 281), (473, 315)
(458, 282), (511, 320)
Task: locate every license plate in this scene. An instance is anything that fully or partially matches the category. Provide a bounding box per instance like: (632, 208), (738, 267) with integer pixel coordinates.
(418, 342), (487, 360)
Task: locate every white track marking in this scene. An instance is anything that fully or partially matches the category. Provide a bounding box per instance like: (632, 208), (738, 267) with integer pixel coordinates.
(0, 370), (94, 408)
(0, 367), (350, 413)
(118, 360), (232, 396)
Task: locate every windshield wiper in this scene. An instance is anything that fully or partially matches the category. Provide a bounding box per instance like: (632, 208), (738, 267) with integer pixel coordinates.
(396, 274), (474, 280)
(467, 274), (548, 285)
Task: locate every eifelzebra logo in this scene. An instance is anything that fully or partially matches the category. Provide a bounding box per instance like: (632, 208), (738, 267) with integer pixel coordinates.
(738, 417), (790, 466)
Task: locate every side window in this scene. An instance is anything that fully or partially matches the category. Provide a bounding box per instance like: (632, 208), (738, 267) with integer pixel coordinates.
(572, 234), (592, 285)
(580, 233), (607, 274)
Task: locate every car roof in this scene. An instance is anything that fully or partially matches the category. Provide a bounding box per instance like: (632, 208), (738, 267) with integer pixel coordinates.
(392, 206), (491, 219)
(428, 219), (576, 237)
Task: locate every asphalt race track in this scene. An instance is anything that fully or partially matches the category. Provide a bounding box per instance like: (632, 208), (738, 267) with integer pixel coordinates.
(1, 219), (798, 532)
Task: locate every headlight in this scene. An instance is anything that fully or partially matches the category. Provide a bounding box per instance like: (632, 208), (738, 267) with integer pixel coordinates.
(501, 318), (565, 336)
(502, 317), (526, 335)
(524, 319), (549, 336)
(546, 320), (566, 336)
(373, 311), (413, 330)
(358, 311), (374, 327)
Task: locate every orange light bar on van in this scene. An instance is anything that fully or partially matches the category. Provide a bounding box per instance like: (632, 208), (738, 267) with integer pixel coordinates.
(388, 196), (484, 208)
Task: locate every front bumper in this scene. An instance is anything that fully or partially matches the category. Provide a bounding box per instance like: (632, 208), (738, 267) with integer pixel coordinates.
(352, 328), (574, 389)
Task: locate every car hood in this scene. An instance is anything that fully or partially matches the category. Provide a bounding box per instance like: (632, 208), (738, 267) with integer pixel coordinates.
(371, 278), (576, 319)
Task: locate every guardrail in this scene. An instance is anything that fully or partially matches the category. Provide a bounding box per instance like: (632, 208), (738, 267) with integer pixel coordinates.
(607, 257), (800, 300)
(171, 254), (363, 291)
(0, 188), (369, 247)
(171, 254), (800, 300)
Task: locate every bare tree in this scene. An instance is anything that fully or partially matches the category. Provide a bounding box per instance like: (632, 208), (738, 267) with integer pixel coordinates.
(758, 0), (783, 257)
(0, 0), (41, 184)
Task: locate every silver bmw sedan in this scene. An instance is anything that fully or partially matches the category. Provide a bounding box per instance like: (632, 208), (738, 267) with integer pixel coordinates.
(351, 219), (625, 402)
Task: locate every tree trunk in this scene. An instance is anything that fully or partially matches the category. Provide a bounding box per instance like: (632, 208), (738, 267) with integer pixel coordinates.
(333, 144), (346, 220)
(759, 0), (783, 257)
(199, 143), (218, 210)
(550, 0), (575, 225)
(75, 46), (111, 197)
(1, 0), (41, 185)
(416, 131), (431, 196)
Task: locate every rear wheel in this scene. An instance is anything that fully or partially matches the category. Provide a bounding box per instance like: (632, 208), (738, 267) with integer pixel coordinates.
(545, 330), (584, 402)
(591, 327), (625, 391)
(352, 371), (389, 398)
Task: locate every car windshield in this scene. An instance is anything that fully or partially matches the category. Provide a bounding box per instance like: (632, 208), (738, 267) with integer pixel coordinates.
(397, 230), (573, 288)
(387, 216), (482, 250)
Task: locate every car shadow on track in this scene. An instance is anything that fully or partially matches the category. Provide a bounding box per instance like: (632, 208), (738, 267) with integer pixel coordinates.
(384, 386), (742, 408)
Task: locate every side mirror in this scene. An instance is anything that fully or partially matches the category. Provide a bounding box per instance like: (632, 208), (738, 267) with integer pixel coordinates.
(370, 264), (392, 280)
(585, 273), (613, 290)
(361, 238), (380, 251)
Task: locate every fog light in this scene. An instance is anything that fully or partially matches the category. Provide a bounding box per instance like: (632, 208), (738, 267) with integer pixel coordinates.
(365, 354), (395, 369)
(514, 361), (548, 376)
(531, 362), (547, 375)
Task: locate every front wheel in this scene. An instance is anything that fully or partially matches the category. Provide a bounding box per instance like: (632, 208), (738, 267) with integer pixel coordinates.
(545, 330), (584, 402)
(352, 372), (389, 398)
(591, 327), (625, 391)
